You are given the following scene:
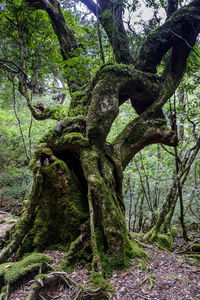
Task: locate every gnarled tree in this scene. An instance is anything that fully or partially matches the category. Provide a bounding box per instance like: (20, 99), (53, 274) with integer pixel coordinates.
(1, 0), (200, 280)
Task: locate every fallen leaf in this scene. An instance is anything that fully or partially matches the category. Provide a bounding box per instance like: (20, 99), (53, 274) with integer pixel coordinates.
(4, 265), (11, 269)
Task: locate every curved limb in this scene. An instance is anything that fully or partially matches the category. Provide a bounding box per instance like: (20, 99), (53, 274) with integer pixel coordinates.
(18, 82), (67, 121)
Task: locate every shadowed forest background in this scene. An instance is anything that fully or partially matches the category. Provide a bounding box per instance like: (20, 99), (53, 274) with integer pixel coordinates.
(0, 0), (200, 299)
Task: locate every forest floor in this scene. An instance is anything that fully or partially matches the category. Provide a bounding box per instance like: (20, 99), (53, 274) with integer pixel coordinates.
(0, 203), (200, 300)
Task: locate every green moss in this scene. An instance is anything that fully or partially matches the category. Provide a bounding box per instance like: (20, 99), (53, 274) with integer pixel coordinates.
(0, 285), (7, 294)
(18, 158), (89, 254)
(68, 105), (88, 117)
(146, 275), (156, 288)
(137, 259), (149, 271)
(156, 234), (173, 251)
(80, 148), (148, 273)
(68, 90), (90, 117)
(186, 254), (200, 263)
(89, 272), (114, 300)
(128, 236), (149, 258)
(93, 229), (112, 275)
(0, 253), (51, 286)
(190, 243), (200, 253)
(132, 232), (145, 239)
(34, 273), (48, 281)
(171, 227), (180, 237)
(47, 243), (70, 252)
(62, 231), (93, 272)
(29, 159), (40, 174)
(91, 63), (159, 91)
(92, 272), (113, 291)
(35, 146), (53, 158)
(45, 105), (68, 120)
(62, 132), (89, 147)
(39, 128), (58, 144)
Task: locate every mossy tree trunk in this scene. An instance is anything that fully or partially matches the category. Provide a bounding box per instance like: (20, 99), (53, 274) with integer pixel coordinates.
(1, 0), (200, 276)
(0, 64), (178, 269)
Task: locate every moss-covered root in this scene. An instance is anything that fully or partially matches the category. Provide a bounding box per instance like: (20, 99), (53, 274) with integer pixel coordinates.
(0, 253), (51, 299)
(186, 254), (200, 263)
(72, 273), (114, 300)
(144, 226), (173, 251)
(62, 232), (92, 271)
(28, 271), (114, 300)
(143, 225), (158, 242)
(27, 271), (74, 300)
(87, 272), (114, 300)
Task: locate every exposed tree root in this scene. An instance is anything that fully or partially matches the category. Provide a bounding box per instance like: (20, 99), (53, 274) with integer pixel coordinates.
(27, 271), (113, 300)
(28, 271), (74, 300)
(143, 221), (174, 251)
(0, 253), (52, 298)
(0, 256), (113, 300)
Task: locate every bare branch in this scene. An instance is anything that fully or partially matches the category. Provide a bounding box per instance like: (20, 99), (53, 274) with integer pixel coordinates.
(0, 58), (27, 78)
(161, 144), (176, 157)
(12, 78), (30, 161)
(170, 29), (200, 58)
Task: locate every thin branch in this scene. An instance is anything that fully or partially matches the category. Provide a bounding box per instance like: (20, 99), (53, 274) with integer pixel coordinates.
(18, 81), (65, 121)
(11, 77), (30, 161)
(0, 30), (20, 45)
(134, 157), (153, 212)
(161, 144), (176, 157)
(0, 62), (18, 74)
(28, 114), (33, 160)
(170, 29), (200, 57)
(139, 152), (152, 207)
(0, 58), (27, 78)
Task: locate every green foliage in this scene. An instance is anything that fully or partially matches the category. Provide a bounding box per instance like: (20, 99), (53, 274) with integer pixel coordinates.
(0, 1), (61, 82)
(123, 87), (200, 232)
(0, 90), (56, 206)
